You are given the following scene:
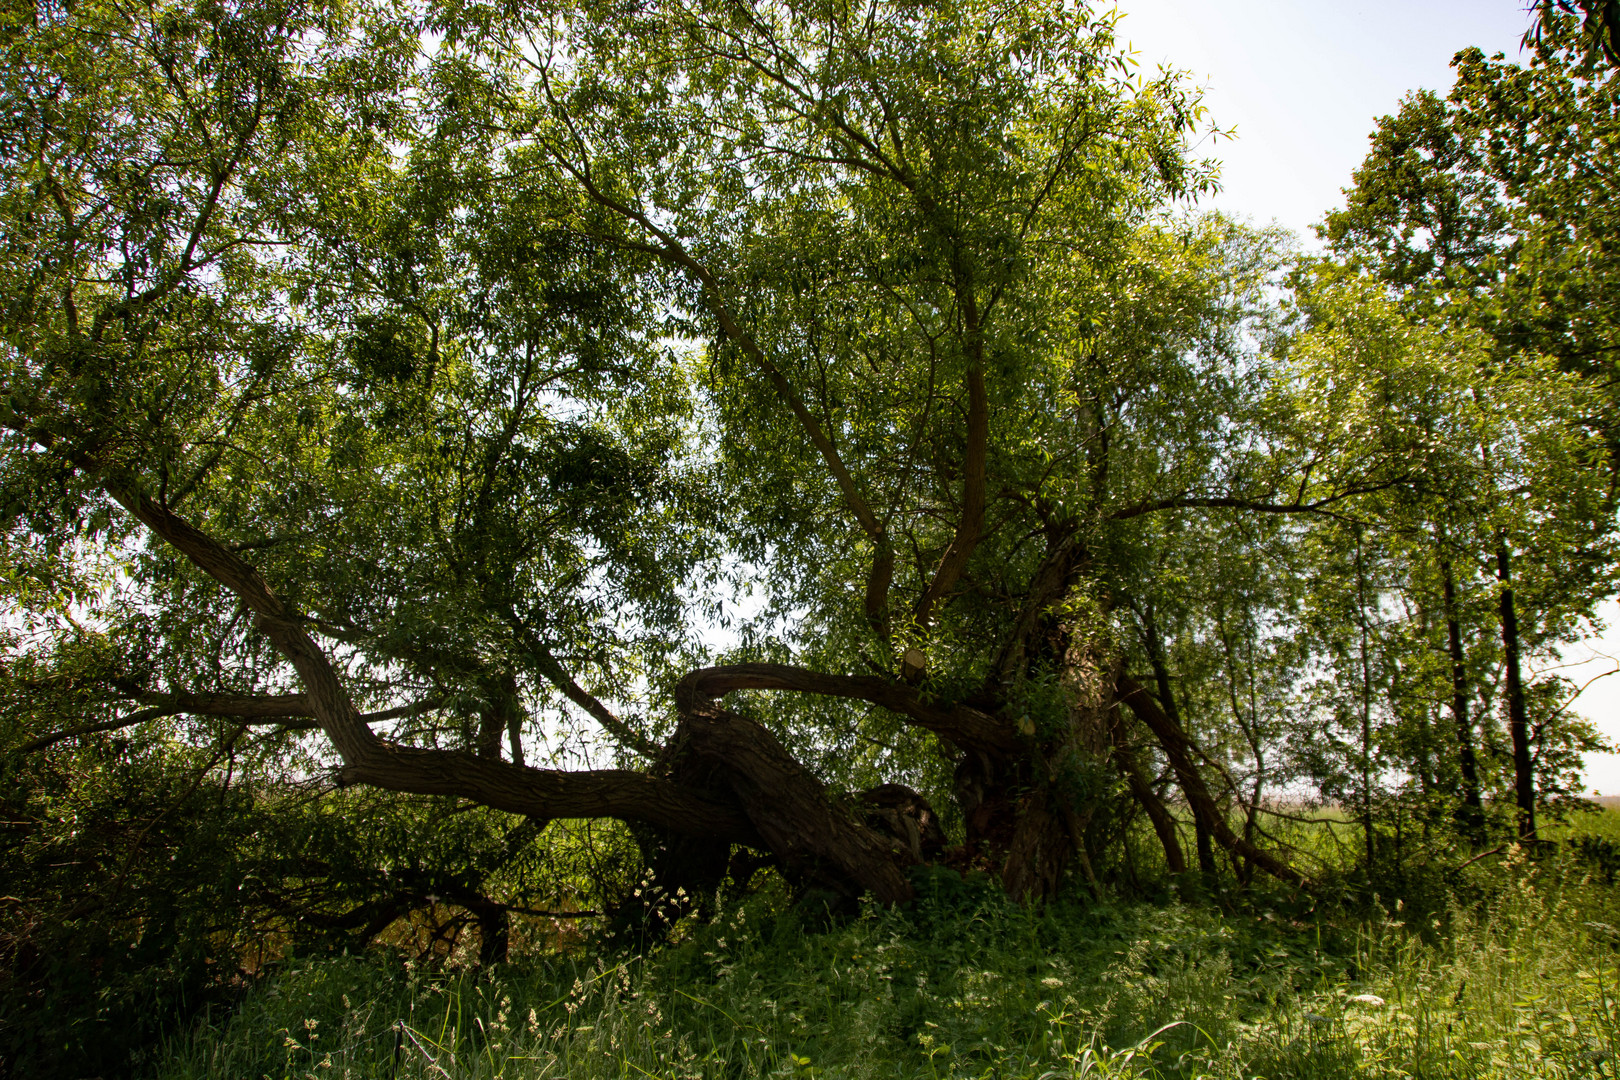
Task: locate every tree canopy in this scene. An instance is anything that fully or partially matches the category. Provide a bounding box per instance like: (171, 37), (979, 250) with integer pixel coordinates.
(4, 0), (1620, 1071)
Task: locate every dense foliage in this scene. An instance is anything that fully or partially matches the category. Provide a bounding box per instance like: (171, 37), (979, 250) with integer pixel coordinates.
(4, 0), (1620, 1074)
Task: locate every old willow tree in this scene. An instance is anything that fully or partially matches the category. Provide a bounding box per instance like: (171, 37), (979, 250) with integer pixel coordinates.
(2, 0), (1401, 911)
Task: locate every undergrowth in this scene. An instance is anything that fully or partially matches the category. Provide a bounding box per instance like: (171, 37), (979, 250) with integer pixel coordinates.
(154, 840), (1620, 1080)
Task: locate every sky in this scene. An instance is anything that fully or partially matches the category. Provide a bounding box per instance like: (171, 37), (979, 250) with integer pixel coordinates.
(1112, 0), (1536, 243)
(1109, 0), (1620, 793)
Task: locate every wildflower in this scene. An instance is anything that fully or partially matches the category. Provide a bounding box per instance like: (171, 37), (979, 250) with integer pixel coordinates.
(1041, 977), (1064, 988)
(1348, 994), (1385, 1007)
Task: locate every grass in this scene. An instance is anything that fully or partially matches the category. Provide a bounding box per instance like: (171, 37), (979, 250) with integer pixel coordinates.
(148, 808), (1620, 1079)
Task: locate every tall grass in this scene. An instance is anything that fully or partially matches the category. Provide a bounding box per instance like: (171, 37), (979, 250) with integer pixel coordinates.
(153, 832), (1620, 1080)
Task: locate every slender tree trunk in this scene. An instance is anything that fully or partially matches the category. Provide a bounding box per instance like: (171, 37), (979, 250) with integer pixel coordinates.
(477, 674), (520, 761)
(1108, 708), (1187, 873)
(1496, 542), (1537, 840)
(1138, 605), (1200, 874)
(1437, 545), (1485, 838)
(1354, 532), (1376, 872)
(1116, 674), (1306, 887)
(1194, 811), (1216, 875)
(465, 893), (511, 964)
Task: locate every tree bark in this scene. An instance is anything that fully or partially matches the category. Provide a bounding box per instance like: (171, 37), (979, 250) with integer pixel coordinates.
(677, 663), (1014, 754)
(670, 684), (914, 903)
(1135, 604), (1196, 874)
(1438, 548), (1486, 838)
(1496, 542), (1537, 840)
(476, 674), (519, 761)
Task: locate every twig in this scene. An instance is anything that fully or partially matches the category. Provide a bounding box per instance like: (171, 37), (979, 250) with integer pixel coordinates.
(397, 1022), (454, 1078)
(1456, 844), (1508, 871)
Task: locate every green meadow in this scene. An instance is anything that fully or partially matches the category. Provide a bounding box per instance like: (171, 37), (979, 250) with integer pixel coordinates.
(151, 810), (1620, 1080)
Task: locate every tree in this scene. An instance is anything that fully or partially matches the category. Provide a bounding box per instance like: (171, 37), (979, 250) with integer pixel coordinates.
(1529, 0), (1620, 70)
(2, 0), (1370, 916)
(1320, 28), (1620, 841)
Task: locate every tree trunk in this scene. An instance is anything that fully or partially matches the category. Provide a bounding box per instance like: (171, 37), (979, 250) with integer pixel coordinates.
(477, 674), (520, 761)
(1109, 708), (1188, 874)
(1354, 532), (1376, 873)
(1000, 624), (1118, 902)
(439, 884), (510, 965)
(1138, 605), (1213, 875)
(1116, 673), (1306, 887)
(1496, 542), (1537, 840)
(1194, 812), (1217, 876)
(672, 678), (915, 904)
(1438, 547), (1485, 838)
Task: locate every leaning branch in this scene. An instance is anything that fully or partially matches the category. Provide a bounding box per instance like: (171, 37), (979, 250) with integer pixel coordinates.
(83, 477), (756, 840)
(1107, 482), (1405, 522)
(16, 693), (443, 755)
(676, 662), (1015, 753)
(1115, 673), (1308, 887)
(914, 361), (988, 624)
(508, 616), (662, 760)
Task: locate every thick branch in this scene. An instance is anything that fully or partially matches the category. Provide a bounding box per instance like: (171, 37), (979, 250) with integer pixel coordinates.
(676, 662), (1015, 753)
(326, 745), (756, 834)
(87, 480), (757, 839)
(915, 362), (988, 623)
(988, 531), (1083, 689)
(865, 539), (895, 641)
(675, 701), (913, 903)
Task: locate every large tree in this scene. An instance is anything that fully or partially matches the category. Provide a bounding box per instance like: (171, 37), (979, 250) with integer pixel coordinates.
(5, 0), (1442, 923)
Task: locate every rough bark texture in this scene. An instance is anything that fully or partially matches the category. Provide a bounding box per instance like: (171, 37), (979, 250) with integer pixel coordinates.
(678, 663), (1013, 754)
(672, 678), (915, 903)
(857, 784), (947, 861)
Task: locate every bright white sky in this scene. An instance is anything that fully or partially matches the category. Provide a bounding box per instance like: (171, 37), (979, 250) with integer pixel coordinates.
(1110, 0), (1620, 793)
